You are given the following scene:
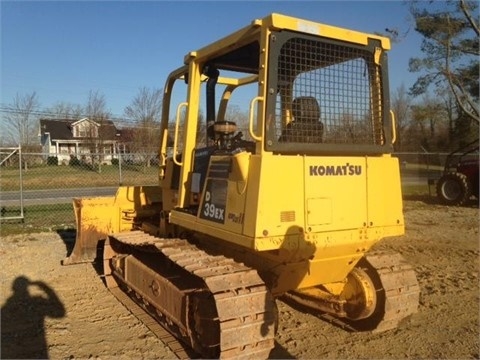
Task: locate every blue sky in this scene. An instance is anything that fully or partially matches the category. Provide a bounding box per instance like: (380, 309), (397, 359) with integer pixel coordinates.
(2, 1), (423, 119)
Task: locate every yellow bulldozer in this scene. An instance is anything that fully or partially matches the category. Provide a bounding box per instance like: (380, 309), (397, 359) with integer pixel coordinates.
(63, 13), (419, 358)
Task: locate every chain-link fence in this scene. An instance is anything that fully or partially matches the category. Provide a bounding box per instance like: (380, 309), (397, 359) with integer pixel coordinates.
(1, 152), (158, 232)
(394, 151), (478, 185)
(1, 150), (477, 232)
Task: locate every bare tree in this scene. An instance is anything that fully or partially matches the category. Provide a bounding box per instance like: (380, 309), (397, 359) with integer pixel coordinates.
(391, 84), (412, 151)
(84, 90), (111, 172)
(196, 109), (206, 146)
(2, 92), (41, 170)
(225, 105), (249, 140)
(46, 102), (83, 120)
(85, 90), (109, 121)
(3, 92), (40, 147)
(408, 95), (449, 151)
(124, 87), (162, 168)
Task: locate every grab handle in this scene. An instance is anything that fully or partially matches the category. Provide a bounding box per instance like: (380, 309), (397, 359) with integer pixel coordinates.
(173, 102), (188, 166)
(390, 110), (397, 144)
(249, 96), (263, 141)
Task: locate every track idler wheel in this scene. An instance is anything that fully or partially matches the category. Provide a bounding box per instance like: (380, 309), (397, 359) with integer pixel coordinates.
(285, 251), (419, 333)
(346, 252), (420, 332)
(341, 267), (377, 321)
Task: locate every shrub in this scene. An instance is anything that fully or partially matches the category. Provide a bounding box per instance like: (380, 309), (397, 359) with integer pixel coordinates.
(111, 158), (119, 166)
(69, 155), (81, 167)
(46, 156), (58, 166)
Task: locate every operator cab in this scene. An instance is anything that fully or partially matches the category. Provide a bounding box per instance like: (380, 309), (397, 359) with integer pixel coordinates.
(160, 13), (395, 213)
(187, 31), (392, 157)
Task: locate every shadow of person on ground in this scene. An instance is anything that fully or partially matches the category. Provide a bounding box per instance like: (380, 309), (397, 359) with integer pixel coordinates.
(1, 276), (65, 359)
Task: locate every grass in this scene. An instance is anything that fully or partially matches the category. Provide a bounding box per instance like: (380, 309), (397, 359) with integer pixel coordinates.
(0, 162), (438, 236)
(1, 163), (442, 192)
(402, 183), (436, 197)
(400, 166), (442, 179)
(0, 164), (158, 191)
(0, 163), (157, 236)
(1, 185), (435, 237)
(1, 203), (75, 236)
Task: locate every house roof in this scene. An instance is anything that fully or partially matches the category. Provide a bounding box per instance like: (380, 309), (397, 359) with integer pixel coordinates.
(39, 118), (121, 141)
(71, 117), (98, 127)
(117, 127), (135, 142)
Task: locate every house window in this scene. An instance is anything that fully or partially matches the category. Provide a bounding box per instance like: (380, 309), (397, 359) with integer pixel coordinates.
(75, 122), (98, 138)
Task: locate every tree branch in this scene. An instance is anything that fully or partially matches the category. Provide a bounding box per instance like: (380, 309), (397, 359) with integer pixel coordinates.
(460, 0), (480, 37)
(445, 15), (480, 124)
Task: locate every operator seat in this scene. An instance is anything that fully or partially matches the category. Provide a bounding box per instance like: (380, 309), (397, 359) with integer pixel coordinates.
(281, 96), (324, 143)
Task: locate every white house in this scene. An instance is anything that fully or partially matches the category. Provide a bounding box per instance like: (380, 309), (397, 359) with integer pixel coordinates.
(39, 117), (129, 164)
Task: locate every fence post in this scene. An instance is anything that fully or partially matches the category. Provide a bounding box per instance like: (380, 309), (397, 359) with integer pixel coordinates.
(118, 152), (123, 186)
(0, 146), (25, 223)
(19, 147), (24, 222)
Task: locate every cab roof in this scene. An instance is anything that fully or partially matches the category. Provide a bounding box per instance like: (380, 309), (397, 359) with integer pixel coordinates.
(184, 12), (391, 70)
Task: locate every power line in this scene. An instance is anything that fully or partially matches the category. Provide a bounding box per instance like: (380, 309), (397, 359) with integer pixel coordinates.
(0, 106), (141, 128)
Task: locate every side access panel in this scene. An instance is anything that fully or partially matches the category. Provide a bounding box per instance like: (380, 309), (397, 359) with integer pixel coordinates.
(366, 156), (404, 237)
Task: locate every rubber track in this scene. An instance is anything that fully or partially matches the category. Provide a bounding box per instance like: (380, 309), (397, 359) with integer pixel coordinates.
(108, 230), (276, 359)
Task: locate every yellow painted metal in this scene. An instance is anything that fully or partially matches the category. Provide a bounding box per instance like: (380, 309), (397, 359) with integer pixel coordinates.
(218, 76), (259, 122)
(62, 196), (116, 265)
(291, 266), (377, 320)
(374, 46), (383, 65)
(366, 156), (404, 234)
(322, 281), (348, 296)
(216, 74), (259, 87)
(72, 11), (405, 323)
(188, 13), (390, 66)
(63, 186), (161, 265)
(160, 13), (399, 298)
(341, 267), (377, 320)
(267, 13), (391, 49)
(159, 65), (188, 181)
(175, 59), (202, 208)
(169, 148), (404, 295)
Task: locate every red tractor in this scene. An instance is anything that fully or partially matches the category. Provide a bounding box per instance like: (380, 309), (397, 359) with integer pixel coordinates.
(436, 139), (479, 206)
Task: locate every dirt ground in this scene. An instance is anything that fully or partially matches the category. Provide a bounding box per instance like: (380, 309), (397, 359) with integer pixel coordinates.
(1, 198), (478, 359)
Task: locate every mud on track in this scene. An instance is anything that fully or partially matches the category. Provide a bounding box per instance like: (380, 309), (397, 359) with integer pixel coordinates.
(1, 199), (478, 359)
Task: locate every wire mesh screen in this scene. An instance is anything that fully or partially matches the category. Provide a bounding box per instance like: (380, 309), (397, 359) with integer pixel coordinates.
(275, 37), (384, 146)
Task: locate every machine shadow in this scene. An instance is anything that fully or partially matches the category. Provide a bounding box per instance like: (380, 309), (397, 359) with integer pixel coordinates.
(269, 341), (296, 359)
(56, 229), (105, 276)
(56, 228), (76, 257)
(278, 295), (357, 333)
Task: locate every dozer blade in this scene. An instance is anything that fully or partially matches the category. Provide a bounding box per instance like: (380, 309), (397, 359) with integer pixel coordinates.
(62, 185), (162, 266)
(62, 196), (115, 265)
